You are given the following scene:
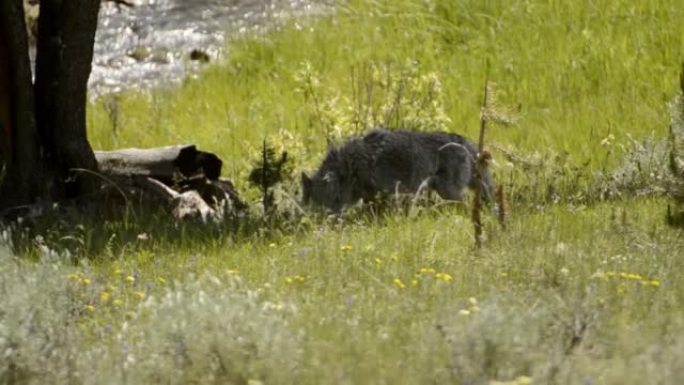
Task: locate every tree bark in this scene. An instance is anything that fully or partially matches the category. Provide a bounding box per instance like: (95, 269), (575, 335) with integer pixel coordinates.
(34, 0), (101, 198)
(0, 0), (44, 206)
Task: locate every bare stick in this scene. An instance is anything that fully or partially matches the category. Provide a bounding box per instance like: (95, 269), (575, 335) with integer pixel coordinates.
(472, 77), (489, 248)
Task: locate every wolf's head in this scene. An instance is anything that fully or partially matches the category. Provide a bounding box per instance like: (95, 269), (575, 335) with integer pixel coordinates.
(301, 148), (355, 212)
(301, 170), (345, 212)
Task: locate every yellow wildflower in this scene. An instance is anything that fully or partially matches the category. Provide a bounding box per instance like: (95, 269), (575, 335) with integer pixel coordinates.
(85, 305), (95, 312)
(67, 273), (80, 282)
(268, 242), (277, 248)
(124, 275), (135, 284)
(393, 278), (406, 289)
(623, 273), (642, 280)
(133, 291), (145, 300)
(374, 258), (383, 265)
(390, 254), (398, 262)
(158, 276), (167, 284)
(411, 279), (419, 287)
(419, 268), (436, 275)
(648, 280), (661, 288)
(81, 277), (91, 286)
(100, 291), (110, 302)
(112, 299), (124, 306)
(600, 133), (615, 147)
(285, 277), (294, 284)
(436, 273), (453, 282)
(340, 245), (352, 252)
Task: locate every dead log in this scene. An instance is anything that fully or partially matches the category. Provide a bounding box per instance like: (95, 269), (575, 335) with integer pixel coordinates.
(94, 145), (244, 223)
(177, 175), (247, 211)
(94, 144), (222, 184)
(1, 145), (245, 224)
(140, 177), (218, 222)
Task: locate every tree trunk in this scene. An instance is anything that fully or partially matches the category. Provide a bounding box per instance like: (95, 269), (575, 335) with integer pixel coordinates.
(0, 0), (44, 206)
(34, 0), (100, 198)
(0, 0), (101, 208)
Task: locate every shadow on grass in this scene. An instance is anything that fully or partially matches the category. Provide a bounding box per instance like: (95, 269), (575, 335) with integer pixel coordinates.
(1, 188), (483, 262)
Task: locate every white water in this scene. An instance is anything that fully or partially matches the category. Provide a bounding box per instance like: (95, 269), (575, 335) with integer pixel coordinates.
(90, 0), (332, 96)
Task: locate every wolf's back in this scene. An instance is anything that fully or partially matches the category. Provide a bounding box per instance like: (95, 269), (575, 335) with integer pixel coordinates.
(363, 129), (494, 201)
(304, 129), (495, 211)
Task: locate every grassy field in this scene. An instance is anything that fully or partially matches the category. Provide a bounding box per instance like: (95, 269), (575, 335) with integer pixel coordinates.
(3, 0), (684, 384)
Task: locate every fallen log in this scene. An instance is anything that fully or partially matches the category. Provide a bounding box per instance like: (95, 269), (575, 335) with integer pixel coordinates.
(94, 144), (222, 184)
(94, 145), (245, 222)
(140, 177), (218, 222)
(1, 145), (245, 224)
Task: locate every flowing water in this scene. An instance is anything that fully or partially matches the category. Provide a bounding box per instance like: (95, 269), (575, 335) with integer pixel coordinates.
(90, 0), (331, 96)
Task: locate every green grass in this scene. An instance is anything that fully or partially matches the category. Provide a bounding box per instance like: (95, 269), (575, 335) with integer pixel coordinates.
(2, 199), (683, 384)
(87, 0), (683, 174)
(3, 0), (684, 384)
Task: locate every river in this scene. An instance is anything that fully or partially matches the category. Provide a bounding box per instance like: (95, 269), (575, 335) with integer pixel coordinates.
(90, 0), (332, 96)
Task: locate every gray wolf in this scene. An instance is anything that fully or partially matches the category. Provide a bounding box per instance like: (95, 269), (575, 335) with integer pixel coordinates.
(301, 129), (495, 212)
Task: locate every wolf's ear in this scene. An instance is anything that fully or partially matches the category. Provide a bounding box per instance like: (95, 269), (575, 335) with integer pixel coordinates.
(301, 172), (312, 203)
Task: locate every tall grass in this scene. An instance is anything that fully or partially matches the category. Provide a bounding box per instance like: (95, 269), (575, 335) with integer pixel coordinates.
(88, 0), (683, 175)
(3, 198), (684, 384)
